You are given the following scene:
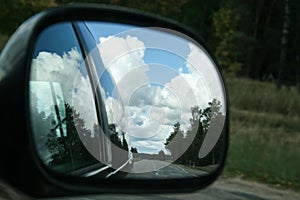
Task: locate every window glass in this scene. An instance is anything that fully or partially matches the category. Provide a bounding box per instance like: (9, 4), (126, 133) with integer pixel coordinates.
(29, 22), (100, 173)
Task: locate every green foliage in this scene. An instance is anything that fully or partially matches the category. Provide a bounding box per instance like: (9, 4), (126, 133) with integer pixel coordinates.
(1, 0), (300, 87)
(57, 0), (187, 19)
(225, 77), (300, 191)
(226, 77), (300, 116)
(226, 117), (300, 191)
(212, 0), (257, 76)
(0, 0), (56, 34)
(215, 32), (257, 76)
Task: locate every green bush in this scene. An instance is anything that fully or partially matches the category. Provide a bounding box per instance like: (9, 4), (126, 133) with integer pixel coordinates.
(223, 77), (300, 191)
(225, 77), (300, 116)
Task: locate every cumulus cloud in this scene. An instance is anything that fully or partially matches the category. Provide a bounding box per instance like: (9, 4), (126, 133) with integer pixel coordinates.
(185, 43), (225, 111)
(97, 35), (147, 90)
(97, 35), (225, 154)
(99, 36), (150, 107)
(103, 96), (125, 126)
(31, 48), (82, 104)
(131, 140), (165, 154)
(166, 43), (212, 109)
(72, 75), (99, 133)
(31, 32), (225, 156)
(32, 48), (81, 79)
(98, 35), (185, 153)
(31, 48), (99, 133)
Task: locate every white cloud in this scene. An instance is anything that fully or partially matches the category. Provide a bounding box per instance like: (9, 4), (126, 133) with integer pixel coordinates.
(99, 35), (146, 83)
(32, 48), (81, 78)
(31, 48), (100, 133)
(104, 96), (125, 126)
(98, 35), (185, 153)
(185, 43), (225, 111)
(31, 48), (82, 104)
(31, 32), (225, 157)
(98, 35), (151, 107)
(130, 139), (170, 154)
(97, 35), (225, 155)
(161, 42), (228, 131)
(72, 75), (99, 133)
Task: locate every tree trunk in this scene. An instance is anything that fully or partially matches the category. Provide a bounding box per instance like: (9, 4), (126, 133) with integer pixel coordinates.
(277, 0), (290, 89)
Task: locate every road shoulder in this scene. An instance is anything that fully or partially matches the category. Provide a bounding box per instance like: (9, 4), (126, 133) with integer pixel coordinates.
(211, 176), (300, 200)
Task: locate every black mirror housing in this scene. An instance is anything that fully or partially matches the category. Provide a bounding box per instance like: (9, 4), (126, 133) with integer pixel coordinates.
(0, 3), (229, 198)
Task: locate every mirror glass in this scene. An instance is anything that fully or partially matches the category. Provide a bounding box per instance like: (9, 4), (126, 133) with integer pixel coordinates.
(29, 21), (227, 179)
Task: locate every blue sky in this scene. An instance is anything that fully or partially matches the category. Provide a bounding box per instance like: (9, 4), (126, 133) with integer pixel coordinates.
(85, 21), (190, 85)
(31, 21), (226, 155)
(33, 22), (82, 58)
(84, 21), (217, 154)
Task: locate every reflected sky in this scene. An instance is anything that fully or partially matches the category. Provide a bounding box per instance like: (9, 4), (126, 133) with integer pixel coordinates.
(85, 22), (225, 154)
(33, 22), (81, 58)
(30, 21), (226, 156)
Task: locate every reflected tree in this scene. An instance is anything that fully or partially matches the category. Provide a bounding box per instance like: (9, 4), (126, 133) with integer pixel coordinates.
(31, 90), (132, 172)
(165, 99), (225, 167)
(164, 122), (185, 162)
(109, 124), (129, 151)
(157, 150), (167, 160)
(30, 95), (98, 172)
(30, 92), (53, 161)
(109, 124), (130, 168)
(45, 103), (98, 171)
(130, 147), (138, 153)
(122, 133), (129, 151)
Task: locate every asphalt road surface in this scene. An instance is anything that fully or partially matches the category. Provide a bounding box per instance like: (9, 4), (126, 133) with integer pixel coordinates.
(63, 177), (300, 200)
(42, 160), (300, 200)
(124, 159), (207, 179)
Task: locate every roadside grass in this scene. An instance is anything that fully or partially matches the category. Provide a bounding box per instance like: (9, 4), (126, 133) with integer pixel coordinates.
(223, 77), (300, 191)
(225, 77), (300, 116)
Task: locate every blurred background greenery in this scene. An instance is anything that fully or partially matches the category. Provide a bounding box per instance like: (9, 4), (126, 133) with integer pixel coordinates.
(1, 0), (299, 191)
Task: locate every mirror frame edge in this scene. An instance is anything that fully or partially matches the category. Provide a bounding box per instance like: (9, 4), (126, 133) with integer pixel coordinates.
(0, 3), (229, 198)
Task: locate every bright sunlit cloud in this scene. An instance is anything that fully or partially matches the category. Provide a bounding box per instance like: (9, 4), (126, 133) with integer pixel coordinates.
(31, 48), (100, 134)
(97, 34), (218, 154)
(31, 30), (225, 155)
(31, 48), (81, 110)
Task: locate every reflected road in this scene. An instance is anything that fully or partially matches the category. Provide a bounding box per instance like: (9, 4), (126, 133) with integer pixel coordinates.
(125, 159), (207, 179)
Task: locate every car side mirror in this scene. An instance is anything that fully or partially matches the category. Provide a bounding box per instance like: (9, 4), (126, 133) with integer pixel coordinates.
(0, 4), (228, 198)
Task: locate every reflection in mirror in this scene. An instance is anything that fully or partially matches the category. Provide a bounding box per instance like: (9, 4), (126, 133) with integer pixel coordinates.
(29, 21), (227, 180)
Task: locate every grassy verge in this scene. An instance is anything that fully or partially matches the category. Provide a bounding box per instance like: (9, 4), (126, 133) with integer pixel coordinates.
(225, 77), (300, 116)
(222, 77), (300, 191)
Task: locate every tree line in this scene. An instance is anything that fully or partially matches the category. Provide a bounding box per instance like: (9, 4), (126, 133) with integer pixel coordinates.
(31, 87), (225, 170)
(1, 0), (299, 88)
(164, 99), (225, 167)
(30, 91), (132, 172)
